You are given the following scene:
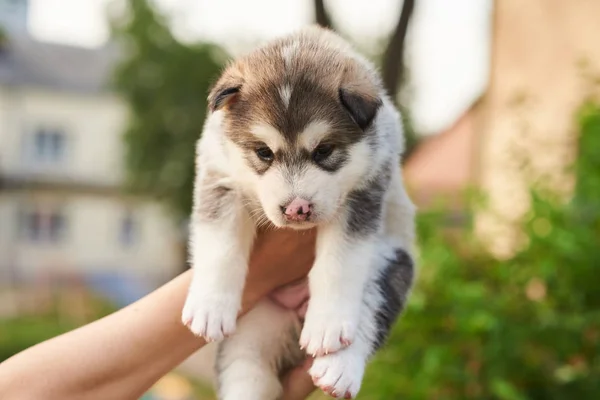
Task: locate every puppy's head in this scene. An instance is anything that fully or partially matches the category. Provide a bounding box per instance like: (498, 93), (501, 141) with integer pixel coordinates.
(209, 27), (382, 229)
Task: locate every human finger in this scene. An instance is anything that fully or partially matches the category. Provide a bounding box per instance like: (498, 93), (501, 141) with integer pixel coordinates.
(282, 358), (316, 400)
(270, 278), (309, 310)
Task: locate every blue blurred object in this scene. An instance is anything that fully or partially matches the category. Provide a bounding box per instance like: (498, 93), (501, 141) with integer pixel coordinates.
(84, 271), (154, 307)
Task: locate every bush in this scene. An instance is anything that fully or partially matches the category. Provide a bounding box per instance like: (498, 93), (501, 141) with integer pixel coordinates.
(359, 103), (600, 399)
(0, 316), (76, 363)
(0, 293), (117, 363)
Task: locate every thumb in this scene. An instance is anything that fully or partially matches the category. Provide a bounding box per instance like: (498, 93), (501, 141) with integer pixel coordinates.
(282, 358), (316, 400)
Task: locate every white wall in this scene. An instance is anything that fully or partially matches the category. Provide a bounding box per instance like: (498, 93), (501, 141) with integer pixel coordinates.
(0, 191), (180, 284)
(0, 87), (128, 186)
(0, 86), (182, 287)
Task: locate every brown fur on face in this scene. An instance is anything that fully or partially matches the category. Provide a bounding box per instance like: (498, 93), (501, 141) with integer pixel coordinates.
(207, 26), (383, 174)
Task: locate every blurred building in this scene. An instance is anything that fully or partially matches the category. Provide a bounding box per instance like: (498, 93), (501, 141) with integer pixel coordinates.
(405, 0), (600, 256)
(0, 0), (181, 292)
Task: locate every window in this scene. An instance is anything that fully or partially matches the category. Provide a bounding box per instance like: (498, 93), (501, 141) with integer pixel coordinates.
(31, 127), (68, 163)
(48, 212), (66, 241)
(24, 211), (42, 241)
(119, 211), (138, 248)
(19, 206), (68, 243)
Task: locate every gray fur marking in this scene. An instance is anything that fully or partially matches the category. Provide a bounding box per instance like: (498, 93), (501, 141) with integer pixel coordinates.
(371, 247), (414, 352)
(196, 183), (234, 221)
(345, 163), (391, 236)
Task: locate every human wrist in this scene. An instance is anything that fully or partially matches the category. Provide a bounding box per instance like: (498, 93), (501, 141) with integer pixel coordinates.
(240, 277), (268, 315)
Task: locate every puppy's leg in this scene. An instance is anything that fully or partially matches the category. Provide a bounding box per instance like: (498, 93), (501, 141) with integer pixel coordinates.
(309, 173), (415, 398)
(182, 169), (255, 341)
(300, 167), (394, 357)
(216, 300), (303, 400)
(309, 246), (415, 398)
(300, 226), (377, 356)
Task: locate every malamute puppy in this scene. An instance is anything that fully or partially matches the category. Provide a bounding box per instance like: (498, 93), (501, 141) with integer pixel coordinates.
(183, 26), (416, 399)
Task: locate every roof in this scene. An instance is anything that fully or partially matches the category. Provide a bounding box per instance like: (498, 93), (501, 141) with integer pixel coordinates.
(0, 33), (120, 94)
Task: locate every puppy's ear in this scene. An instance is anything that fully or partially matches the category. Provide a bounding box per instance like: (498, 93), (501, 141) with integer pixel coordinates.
(208, 65), (245, 112)
(339, 63), (382, 130)
(339, 88), (382, 130)
(208, 83), (242, 112)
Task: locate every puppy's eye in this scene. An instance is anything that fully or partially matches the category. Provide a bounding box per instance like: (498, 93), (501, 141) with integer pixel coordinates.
(255, 146), (274, 162)
(312, 144), (334, 162)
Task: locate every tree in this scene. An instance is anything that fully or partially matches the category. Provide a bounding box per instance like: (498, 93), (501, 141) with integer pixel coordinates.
(314, 0), (333, 29)
(382, 0), (415, 100)
(111, 0), (418, 228)
(360, 102), (600, 399)
(110, 0), (228, 220)
(313, 0), (419, 160)
(381, 0), (418, 160)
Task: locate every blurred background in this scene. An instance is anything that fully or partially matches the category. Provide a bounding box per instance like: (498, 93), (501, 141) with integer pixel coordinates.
(0, 0), (599, 399)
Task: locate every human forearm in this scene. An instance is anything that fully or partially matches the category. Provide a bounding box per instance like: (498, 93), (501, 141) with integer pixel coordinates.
(0, 271), (204, 400)
(0, 229), (316, 400)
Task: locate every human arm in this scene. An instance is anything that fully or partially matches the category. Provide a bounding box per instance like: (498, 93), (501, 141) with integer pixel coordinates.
(0, 228), (316, 400)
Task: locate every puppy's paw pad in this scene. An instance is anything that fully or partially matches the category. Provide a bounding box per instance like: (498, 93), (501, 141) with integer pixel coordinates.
(300, 313), (355, 356)
(309, 351), (364, 399)
(181, 293), (238, 342)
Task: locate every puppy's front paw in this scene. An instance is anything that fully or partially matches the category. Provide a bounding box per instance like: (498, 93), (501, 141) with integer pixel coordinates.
(309, 349), (365, 399)
(300, 306), (356, 356)
(182, 292), (239, 342)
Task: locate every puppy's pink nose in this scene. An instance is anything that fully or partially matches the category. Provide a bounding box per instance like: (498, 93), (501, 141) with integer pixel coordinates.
(281, 197), (313, 221)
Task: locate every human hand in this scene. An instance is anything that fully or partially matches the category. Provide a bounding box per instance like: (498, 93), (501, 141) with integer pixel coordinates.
(273, 278), (314, 399)
(270, 278), (310, 319)
(244, 230), (316, 399)
(243, 227), (316, 309)
(281, 357), (316, 400)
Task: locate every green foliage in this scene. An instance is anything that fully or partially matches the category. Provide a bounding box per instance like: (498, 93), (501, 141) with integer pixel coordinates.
(0, 316), (76, 363)
(110, 0), (423, 218)
(109, 4), (598, 396)
(0, 293), (117, 363)
(110, 0), (228, 219)
(0, 317), (59, 362)
(359, 103), (600, 399)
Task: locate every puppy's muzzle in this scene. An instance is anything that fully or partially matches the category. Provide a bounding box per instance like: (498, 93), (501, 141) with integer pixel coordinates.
(281, 197), (313, 222)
